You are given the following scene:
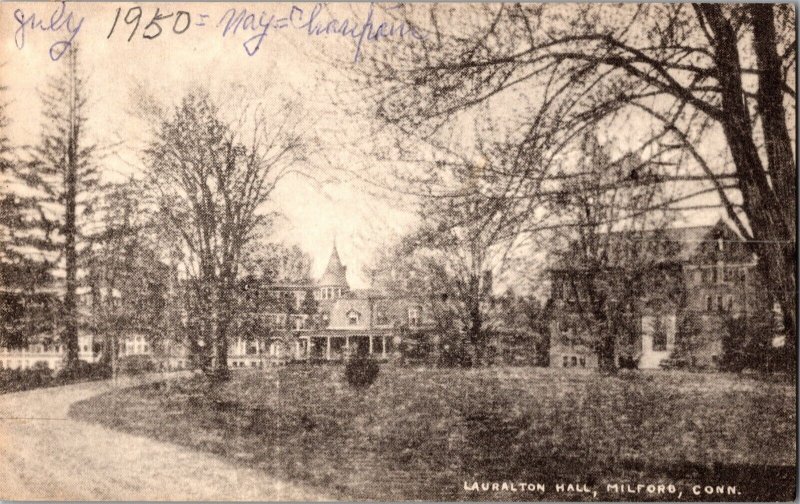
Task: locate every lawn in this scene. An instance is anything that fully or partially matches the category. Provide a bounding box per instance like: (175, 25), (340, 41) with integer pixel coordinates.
(69, 365), (796, 501)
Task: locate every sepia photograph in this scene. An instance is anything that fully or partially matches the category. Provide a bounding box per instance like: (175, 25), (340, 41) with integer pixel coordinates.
(0, 2), (796, 501)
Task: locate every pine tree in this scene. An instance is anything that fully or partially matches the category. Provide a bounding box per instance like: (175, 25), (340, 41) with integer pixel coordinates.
(0, 68), (60, 348)
(0, 77), (10, 174)
(12, 47), (100, 368)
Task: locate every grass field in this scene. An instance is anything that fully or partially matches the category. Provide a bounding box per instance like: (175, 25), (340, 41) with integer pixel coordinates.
(69, 365), (796, 501)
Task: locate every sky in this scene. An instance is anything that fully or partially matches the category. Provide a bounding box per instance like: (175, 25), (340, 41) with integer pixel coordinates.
(2, 2), (754, 293)
(1, 2), (421, 288)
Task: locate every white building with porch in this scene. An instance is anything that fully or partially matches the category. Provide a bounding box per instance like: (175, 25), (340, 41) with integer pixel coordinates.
(227, 243), (430, 366)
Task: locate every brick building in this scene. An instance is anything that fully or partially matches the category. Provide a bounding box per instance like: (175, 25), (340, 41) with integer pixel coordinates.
(548, 219), (767, 369)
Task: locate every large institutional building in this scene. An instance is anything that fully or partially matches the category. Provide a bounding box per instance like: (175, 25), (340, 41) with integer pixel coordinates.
(547, 219), (768, 370)
(1, 222), (777, 372)
(226, 243), (432, 367)
(0, 243), (432, 371)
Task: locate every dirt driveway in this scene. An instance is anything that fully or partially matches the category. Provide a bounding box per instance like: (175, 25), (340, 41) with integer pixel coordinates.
(0, 375), (331, 501)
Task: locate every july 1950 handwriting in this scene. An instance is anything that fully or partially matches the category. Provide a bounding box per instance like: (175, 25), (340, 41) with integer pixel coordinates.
(13, 1), (426, 62)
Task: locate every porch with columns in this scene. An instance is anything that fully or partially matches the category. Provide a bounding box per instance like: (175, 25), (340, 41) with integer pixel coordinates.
(301, 332), (391, 361)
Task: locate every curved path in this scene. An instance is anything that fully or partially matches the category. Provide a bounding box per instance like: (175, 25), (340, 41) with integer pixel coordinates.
(0, 375), (331, 501)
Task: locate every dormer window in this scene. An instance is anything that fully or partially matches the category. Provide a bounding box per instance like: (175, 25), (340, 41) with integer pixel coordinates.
(408, 306), (421, 327)
(375, 303), (388, 325)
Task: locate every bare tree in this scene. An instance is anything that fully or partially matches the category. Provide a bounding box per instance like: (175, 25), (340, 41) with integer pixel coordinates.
(87, 180), (171, 380)
(241, 242), (313, 285)
(375, 150), (527, 366)
(548, 134), (681, 372)
(358, 3), (796, 365)
(146, 91), (306, 381)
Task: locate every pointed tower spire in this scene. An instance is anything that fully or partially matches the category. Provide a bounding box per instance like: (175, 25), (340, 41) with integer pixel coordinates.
(318, 240), (349, 290)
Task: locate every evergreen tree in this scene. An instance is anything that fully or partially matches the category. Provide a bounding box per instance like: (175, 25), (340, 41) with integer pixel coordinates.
(11, 47), (100, 368)
(0, 67), (60, 348)
(0, 77), (10, 174)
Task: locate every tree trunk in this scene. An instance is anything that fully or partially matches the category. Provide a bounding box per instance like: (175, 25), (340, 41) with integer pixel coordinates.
(468, 299), (483, 367)
(198, 260), (216, 374)
(111, 328), (118, 384)
(597, 326), (617, 373)
(63, 80), (79, 369)
(212, 275), (232, 382)
(749, 4), (797, 368)
(699, 4), (796, 369)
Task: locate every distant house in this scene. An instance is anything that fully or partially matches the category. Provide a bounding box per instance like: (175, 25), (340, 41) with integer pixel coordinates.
(548, 219), (767, 370)
(226, 243), (435, 367)
(0, 286), (98, 370)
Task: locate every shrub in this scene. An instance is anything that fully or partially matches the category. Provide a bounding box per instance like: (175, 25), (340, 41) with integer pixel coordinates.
(344, 355), (379, 388)
(398, 332), (433, 364)
(721, 313), (772, 372)
(56, 360), (111, 383)
(118, 355), (156, 375)
(618, 354), (639, 369)
(0, 367), (53, 392)
(439, 334), (471, 368)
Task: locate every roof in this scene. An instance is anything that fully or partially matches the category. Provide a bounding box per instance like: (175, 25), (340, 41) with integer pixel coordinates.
(344, 288), (387, 299)
(318, 243), (349, 288)
(550, 219), (747, 270)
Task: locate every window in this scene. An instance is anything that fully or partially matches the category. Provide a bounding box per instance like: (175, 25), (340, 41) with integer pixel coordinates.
(723, 267), (733, 282)
(571, 356), (578, 367)
(143, 344), (149, 353)
(348, 310), (360, 326)
(706, 296), (713, 311)
(652, 317), (667, 351)
(408, 306), (421, 327)
(727, 296), (734, 312)
(560, 323), (571, 346)
(375, 303), (388, 326)
(718, 237), (724, 251)
(579, 356), (586, 368)
(717, 296), (724, 312)
(553, 281), (563, 299)
(711, 267), (718, 283)
(562, 355), (569, 367)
